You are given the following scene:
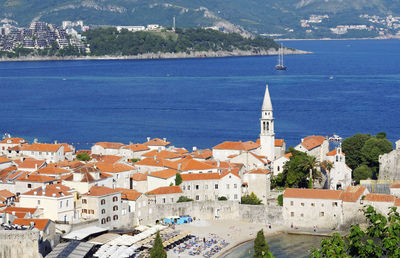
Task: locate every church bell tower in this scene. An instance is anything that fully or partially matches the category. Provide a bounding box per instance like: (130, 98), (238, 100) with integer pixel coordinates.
(260, 84), (275, 160)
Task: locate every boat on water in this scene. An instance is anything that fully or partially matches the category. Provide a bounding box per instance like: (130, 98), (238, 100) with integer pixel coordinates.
(275, 43), (287, 70)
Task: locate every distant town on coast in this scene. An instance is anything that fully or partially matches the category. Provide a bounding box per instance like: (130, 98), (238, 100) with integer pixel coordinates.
(0, 83), (400, 257)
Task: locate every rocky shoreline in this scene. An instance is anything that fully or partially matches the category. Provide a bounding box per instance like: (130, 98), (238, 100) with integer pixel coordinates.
(0, 48), (310, 62)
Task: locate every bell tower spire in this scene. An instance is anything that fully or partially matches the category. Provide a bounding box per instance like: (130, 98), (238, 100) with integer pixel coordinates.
(260, 84), (275, 160)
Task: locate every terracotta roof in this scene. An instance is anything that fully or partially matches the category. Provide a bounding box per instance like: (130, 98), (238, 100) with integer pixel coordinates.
(15, 158), (46, 169)
(142, 150), (183, 159)
(56, 160), (84, 169)
(60, 143), (74, 152)
(213, 141), (259, 151)
(147, 186), (182, 195)
(395, 198), (400, 207)
(91, 155), (122, 164)
(364, 193), (396, 203)
(36, 165), (70, 175)
(21, 143), (62, 152)
(181, 173), (221, 181)
(174, 148), (189, 154)
(123, 144), (150, 152)
(0, 138), (26, 144)
(389, 182), (400, 189)
(284, 153), (293, 159)
(135, 157), (174, 168)
(131, 173), (147, 181)
(4, 206), (37, 216)
(143, 138), (171, 147)
(114, 188), (142, 201)
(22, 184), (72, 197)
(249, 152), (269, 164)
(283, 188), (342, 200)
(76, 150), (91, 155)
(191, 149), (212, 160)
(16, 174), (57, 183)
(0, 157), (11, 163)
(149, 169), (179, 179)
(179, 158), (216, 171)
(275, 139), (285, 147)
(301, 136), (327, 150)
(0, 189), (15, 199)
(83, 186), (121, 197)
(12, 218), (50, 231)
(94, 142), (124, 149)
(326, 149), (345, 156)
(96, 162), (134, 173)
(340, 186), (367, 202)
(247, 169), (271, 175)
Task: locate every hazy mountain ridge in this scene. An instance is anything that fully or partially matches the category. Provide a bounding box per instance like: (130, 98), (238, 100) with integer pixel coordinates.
(1, 0), (400, 38)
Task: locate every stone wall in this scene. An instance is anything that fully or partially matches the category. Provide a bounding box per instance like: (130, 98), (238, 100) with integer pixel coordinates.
(143, 201), (282, 225)
(0, 230), (41, 258)
(379, 149), (400, 181)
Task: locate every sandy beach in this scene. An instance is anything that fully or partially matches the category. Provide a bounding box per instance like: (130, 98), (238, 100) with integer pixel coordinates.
(166, 219), (285, 258)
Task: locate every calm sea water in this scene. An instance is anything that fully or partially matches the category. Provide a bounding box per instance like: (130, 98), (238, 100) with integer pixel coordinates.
(0, 39), (399, 150)
(222, 233), (325, 258)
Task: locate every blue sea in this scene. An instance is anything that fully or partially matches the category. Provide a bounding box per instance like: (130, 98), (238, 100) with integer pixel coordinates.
(0, 39), (399, 150)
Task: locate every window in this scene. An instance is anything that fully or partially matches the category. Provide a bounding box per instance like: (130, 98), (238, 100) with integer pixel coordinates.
(205, 184), (208, 190)
(82, 209), (87, 213)
(277, 166), (280, 172)
(291, 212), (294, 217)
(234, 184), (237, 189)
(27, 184), (32, 189)
(290, 201), (294, 206)
(301, 203), (304, 206)
(59, 201), (63, 208)
(82, 199), (87, 204)
(321, 203), (324, 207)
(171, 198), (174, 202)
(301, 213), (304, 217)
(66, 200), (69, 207)
(311, 203), (315, 207)
(182, 185), (186, 190)
(320, 212), (325, 217)
(215, 184), (218, 189)
(196, 195), (199, 200)
(101, 199), (105, 205)
(332, 202), (338, 207)
(226, 184), (230, 189)
(188, 185), (191, 190)
(38, 200), (40, 205)
(101, 218), (106, 224)
(113, 196), (118, 202)
(101, 209), (106, 214)
(90, 210), (94, 214)
(196, 185), (199, 190)
(113, 205), (118, 211)
(143, 201), (146, 207)
(106, 216), (111, 222)
(234, 194), (238, 200)
(163, 198), (166, 203)
(113, 215), (118, 220)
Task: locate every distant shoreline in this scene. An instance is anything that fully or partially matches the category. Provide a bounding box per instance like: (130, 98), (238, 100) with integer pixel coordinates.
(0, 49), (310, 62)
(277, 37), (400, 41)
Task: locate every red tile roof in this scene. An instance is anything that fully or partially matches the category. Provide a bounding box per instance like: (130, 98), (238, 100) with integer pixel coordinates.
(283, 188), (342, 200)
(131, 173), (147, 181)
(364, 193), (396, 203)
(56, 160), (84, 169)
(94, 142), (124, 149)
(22, 184), (73, 197)
(4, 207), (37, 217)
(114, 188), (142, 201)
(83, 186), (121, 197)
(389, 182), (400, 189)
(96, 162), (134, 173)
(142, 150), (183, 159)
(36, 165), (70, 175)
(191, 149), (212, 160)
(174, 148), (189, 154)
(395, 198), (400, 207)
(0, 157), (11, 163)
(275, 139), (285, 147)
(123, 144), (150, 152)
(16, 174), (57, 183)
(301, 136), (327, 150)
(60, 143), (73, 152)
(213, 141), (259, 151)
(0, 138), (27, 144)
(326, 149), (345, 156)
(284, 153), (293, 159)
(247, 169), (270, 175)
(340, 186), (367, 202)
(149, 169), (179, 179)
(92, 155), (122, 164)
(21, 143), (62, 152)
(181, 173), (221, 181)
(178, 158), (216, 171)
(0, 189), (15, 199)
(147, 186), (182, 195)
(144, 138), (171, 147)
(12, 218), (50, 231)
(15, 158), (46, 169)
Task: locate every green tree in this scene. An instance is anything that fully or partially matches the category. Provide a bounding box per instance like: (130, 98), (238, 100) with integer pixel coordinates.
(299, 155), (318, 189)
(76, 152), (90, 161)
(177, 196), (193, 203)
(310, 206), (400, 258)
(277, 194), (283, 206)
(241, 192), (262, 205)
(218, 196), (228, 201)
(254, 229), (274, 258)
(149, 231), (166, 258)
(341, 134), (371, 170)
(175, 173), (182, 186)
(321, 160), (334, 189)
(361, 135), (392, 177)
(353, 164), (373, 183)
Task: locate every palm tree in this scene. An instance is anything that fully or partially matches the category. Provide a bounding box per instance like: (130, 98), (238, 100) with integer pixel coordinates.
(300, 156), (318, 188)
(321, 160), (334, 189)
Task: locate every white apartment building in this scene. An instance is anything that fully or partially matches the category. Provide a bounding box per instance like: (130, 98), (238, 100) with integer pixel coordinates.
(295, 135), (329, 162)
(21, 143), (65, 163)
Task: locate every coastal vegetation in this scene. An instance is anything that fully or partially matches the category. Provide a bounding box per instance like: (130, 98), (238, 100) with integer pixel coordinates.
(150, 231), (167, 258)
(277, 194), (283, 206)
(83, 27), (279, 56)
(254, 229), (274, 258)
(241, 192), (262, 205)
(310, 206), (400, 257)
(177, 196), (193, 203)
(271, 148), (321, 189)
(217, 196), (228, 201)
(76, 152), (90, 161)
(175, 173), (182, 186)
(342, 133), (392, 181)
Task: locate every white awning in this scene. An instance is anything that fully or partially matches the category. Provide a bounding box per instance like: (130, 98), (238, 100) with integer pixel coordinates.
(63, 226), (108, 240)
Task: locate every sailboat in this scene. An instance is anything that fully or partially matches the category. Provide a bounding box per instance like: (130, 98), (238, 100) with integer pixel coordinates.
(275, 43), (287, 70)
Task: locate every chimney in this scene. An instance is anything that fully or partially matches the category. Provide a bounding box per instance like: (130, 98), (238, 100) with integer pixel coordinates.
(192, 146), (197, 152)
(52, 193), (56, 197)
(217, 160), (220, 167)
(33, 191), (37, 195)
(30, 221), (35, 227)
(163, 138), (167, 142)
(301, 138), (304, 143)
(129, 141), (133, 145)
(12, 211), (15, 215)
(34, 138), (38, 144)
(147, 137), (150, 142)
(178, 163), (181, 171)
(20, 157), (24, 162)
(35, 164), (38, 170)
(54, 140), (58, 144)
